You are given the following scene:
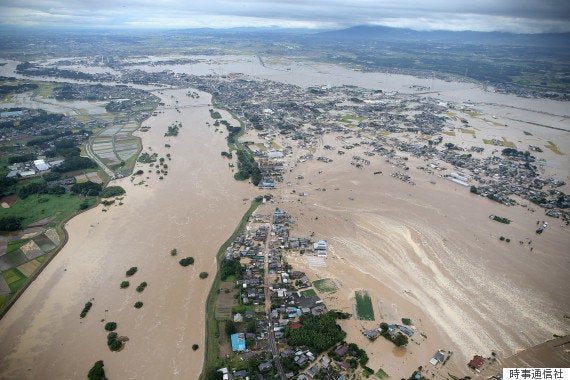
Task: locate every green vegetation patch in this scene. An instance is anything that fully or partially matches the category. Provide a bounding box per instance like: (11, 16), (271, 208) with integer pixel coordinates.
(490, 215), (511, 224)
(300, 289), (317, 298)
(125, 267), (137, 276)
(104, 322), (117, 331)
(5, 238), (30, 254)
(87, 360), (106, 380)
(464, 110), (482, 118)
(501, 137), (516, 148)
(355, 290), (375, 321)
(209, 109), (222, 119)
(2, 268), (28, 292)
(460, 128), (475, 134)
(0, 194), (96, 228)
(100, 186), (126, 198)
(136, 282), (147, 292)
(179, 257), (195, 267)
(313, 278), (338, 293)
(341, 114), (367, 122)
(134, 301), (143, 309)
(107, 332), (122, 351)
(523, 131), (533, 136)
(287, 311), (346, 353)
(80, 301), (93, 318)
(401, 318), (412, 326)
(137, 151), (158, 163)
(231, 305), (255, 314)
(483, 139), (493, 145)
(199, 272), (209, 279)
(442, 131), (456, 136)
(545, 141), (564, 155)
(234, 148), (261, 186)
(376, 368), (390, 379)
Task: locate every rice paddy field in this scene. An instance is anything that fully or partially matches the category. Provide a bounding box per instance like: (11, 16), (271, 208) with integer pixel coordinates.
(0, 227), (62, 310)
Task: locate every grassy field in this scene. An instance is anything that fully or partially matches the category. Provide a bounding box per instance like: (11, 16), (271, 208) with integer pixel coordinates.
(442, 131), (456, 136)
(313, 278), (338, 293)
(300, 289), (317, 298)
(2, 268), (27, 293)
(6, 238), (30, 254)
(460, 128), (476, 134)
(355, 290), (375, 321)
(0, 194), (96, 228)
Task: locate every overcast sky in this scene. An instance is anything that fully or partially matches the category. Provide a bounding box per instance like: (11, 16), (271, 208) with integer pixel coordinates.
(1, 0), (569, 33)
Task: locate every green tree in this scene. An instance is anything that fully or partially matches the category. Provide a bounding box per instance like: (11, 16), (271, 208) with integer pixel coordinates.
(104, 322), (117, 331)
(87, 360), (107, 380)
(394, 333), (409, 347)
(100, 186), (126, 198)
(246, 319), (257, 333)
(0, 216), (23, 232)
(225, 320), (237, 336)
(286, 312), (346, 353)
(70, 181), (102, 196)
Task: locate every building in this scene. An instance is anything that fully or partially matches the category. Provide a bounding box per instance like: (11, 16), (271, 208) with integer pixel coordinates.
(363, 329), (379, 339)
(313, 240), (327, 250)
(259, 360), (273, 372)
(306, 363), (321, 378)
(34, 159), (50, 171)
(231, 333), (246, 352)
(430, 351), (446, 365)
(468, 355), (485, 370)
(335, 345), (348, 357)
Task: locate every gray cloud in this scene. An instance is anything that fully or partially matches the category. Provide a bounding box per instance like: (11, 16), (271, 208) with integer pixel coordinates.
(1, 0), (569, 32)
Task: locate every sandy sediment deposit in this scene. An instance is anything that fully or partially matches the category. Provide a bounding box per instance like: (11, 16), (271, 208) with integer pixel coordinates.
(0, 56), (569, 379)
(0, 88), (252, 379)
(267, 129), (569, 378)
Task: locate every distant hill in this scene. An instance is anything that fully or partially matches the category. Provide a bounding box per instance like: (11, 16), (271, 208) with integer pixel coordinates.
(313, 25), (570, 47)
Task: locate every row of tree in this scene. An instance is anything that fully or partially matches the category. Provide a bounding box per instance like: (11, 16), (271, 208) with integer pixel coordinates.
(285, 311), (346, 353)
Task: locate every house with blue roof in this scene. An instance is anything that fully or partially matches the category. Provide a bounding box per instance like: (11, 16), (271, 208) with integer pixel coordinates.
(231, 333), (246, 352)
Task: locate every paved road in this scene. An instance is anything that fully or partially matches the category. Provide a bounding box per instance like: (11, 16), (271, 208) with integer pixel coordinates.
(263, 219), (286, 379)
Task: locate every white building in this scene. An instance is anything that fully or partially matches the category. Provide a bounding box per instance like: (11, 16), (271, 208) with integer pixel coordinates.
(313, 240), (327, 250)
(34, 159), (50, 171)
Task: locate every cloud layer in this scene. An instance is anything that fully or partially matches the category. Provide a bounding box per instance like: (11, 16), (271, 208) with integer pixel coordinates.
(1, 0), (569, 33)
